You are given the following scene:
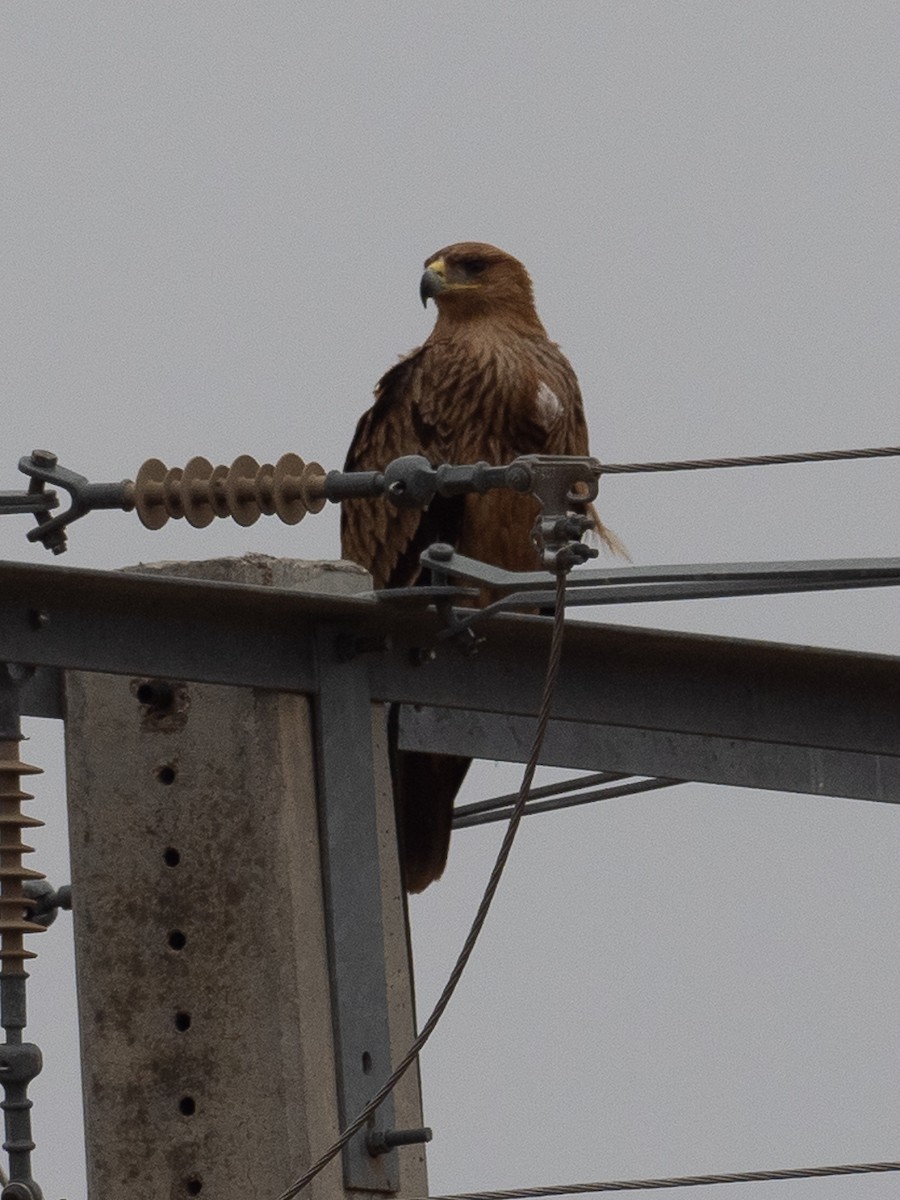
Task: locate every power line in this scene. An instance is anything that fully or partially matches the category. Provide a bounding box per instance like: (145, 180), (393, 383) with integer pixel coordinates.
(598, 444), (900, 475)
(414, 1158), (900, 1198)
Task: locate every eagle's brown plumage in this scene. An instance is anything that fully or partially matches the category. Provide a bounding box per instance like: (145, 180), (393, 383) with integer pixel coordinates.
(342, 242), (604, 891)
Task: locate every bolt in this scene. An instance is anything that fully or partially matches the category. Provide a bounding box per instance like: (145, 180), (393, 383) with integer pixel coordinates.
(30, 450), (57, 468)
(367, 1126), (433, 1156)
(429, 543), (454, 563)
(27, 610), (49, 631)
(506, 465), (531, 491)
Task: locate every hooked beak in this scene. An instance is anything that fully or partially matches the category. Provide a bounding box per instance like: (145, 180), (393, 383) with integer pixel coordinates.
(419, 260), (446, 307)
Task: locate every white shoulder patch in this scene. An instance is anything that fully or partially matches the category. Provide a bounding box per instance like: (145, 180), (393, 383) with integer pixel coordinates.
(535, 380), (563, 427)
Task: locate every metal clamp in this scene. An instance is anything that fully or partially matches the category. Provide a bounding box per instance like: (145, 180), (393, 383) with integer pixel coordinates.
(22, 883), (72, 931)
(19, 451), (130, 555)
(1, 1182), (43, 1199)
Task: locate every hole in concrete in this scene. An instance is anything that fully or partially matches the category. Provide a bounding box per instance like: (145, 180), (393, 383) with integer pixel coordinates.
(362, 1050), (373, 1074)
(137, 679), (175, 709)
(168, 930), (187, 951)
(157, 764), (177, 785)
(179, 1095), (196, 1116)
(175, 1011), (191, 1032)
(164, 847), (181, 867)
(185, 1178), (203, 1196)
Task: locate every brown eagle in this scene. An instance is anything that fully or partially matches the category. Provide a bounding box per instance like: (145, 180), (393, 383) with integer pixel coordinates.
(342, 242), (608, 891)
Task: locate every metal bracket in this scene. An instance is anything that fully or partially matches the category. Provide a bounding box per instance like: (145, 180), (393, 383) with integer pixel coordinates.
(513, 453), (600, 570)
(411, 547), (900, 632)
(313, 626), (400, 1192)
(22, 883), (72, 930)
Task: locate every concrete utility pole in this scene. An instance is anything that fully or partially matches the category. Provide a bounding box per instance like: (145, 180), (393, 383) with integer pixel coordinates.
(63, 556), (427, 1200)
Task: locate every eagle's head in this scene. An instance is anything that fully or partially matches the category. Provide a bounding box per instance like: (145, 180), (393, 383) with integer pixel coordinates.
(419, 242), (542, 330)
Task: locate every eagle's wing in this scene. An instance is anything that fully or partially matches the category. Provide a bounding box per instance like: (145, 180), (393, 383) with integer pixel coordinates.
(341, 347), (466, 589)
(341, 347), (472, 893)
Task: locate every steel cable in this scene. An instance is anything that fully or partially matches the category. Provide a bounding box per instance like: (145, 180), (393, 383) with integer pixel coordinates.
(598, 444), (900, 474)
(412, 1158), (900, 1198)
(276, 568), (571, 1200)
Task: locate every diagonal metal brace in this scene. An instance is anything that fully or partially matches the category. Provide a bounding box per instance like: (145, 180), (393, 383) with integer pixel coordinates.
(409, 547), (900, 635)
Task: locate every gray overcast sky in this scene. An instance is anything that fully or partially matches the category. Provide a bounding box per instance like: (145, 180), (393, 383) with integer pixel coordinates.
(3, 3), (900, 1198)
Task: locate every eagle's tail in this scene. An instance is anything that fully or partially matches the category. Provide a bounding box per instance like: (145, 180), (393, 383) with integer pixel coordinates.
(388, 706), (470, 893)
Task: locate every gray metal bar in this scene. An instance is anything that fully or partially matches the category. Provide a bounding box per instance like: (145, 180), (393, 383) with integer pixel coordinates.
(5, 558), (900, 801)
(375, 619), (900, 760)
(463, 574), (900, 613)
(452, 772), (627, 820)
(416, 549), (900, 614)
(420, 548), (900, 591)
(453, 776), (683, 829)
(0, 560), (322, 693)
(399, 707), (900, 804)
(312, 627), (398, 1192)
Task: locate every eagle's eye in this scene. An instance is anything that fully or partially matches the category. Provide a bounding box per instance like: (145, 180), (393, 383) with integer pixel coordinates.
(464, 258), (488, 276)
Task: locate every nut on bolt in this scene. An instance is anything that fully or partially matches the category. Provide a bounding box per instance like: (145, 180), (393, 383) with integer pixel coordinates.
(506, 464), (532, 491)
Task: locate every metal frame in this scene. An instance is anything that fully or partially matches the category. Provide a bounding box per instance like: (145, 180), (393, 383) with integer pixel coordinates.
(2, 554), (900, 1195)
(4, 557), (899, 803)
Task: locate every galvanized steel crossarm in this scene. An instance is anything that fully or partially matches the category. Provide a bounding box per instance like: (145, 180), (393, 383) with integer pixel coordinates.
(5, 559), (900, 760)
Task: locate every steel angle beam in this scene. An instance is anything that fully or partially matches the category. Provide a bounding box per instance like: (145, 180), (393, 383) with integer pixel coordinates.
(313, 626), (398, 1192)
(398, 706), (900, 805)
(0, 559), (326, 692)
(372, 619), (900, 763)
(5, 560), (900, 774)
